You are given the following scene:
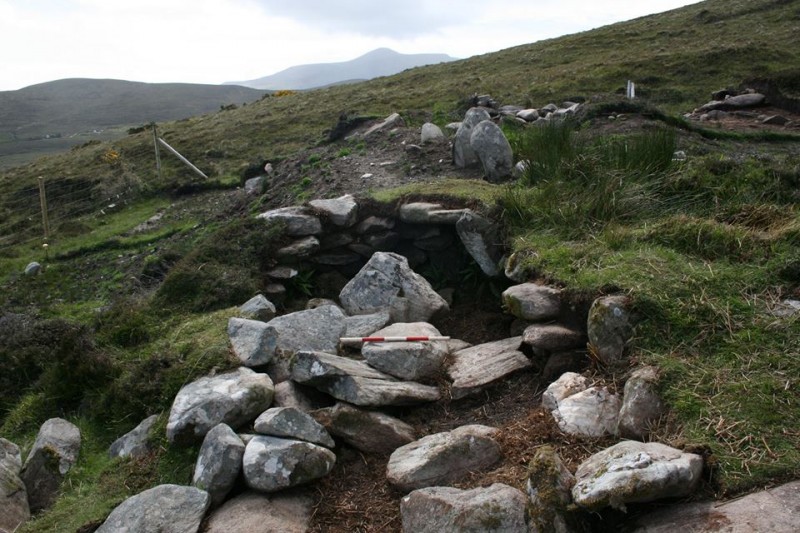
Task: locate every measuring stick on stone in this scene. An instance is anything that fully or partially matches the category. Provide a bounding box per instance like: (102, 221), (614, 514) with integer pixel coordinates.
(340, 336), (450, 344)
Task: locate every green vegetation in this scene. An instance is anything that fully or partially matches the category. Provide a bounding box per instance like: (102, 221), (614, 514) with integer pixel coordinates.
(0, 0), (798, 529)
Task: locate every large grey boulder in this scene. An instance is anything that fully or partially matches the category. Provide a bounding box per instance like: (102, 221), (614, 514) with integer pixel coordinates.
(108, 414), (159, 459)
(20, 418), (81, 513)
(453, 107), (492, 168)
(469, 120), (513, 182)
(542, 372), (588, 411)
(572, 441), (703, 511)
(167, 368), (274, 445)
(228, 317), (277, 367)
(447, 337), (531, 399)
(266, 305), (347, 355)
(96, 484), (210, 533)
(502, 283), (561, 321)
(239, 294), (276, 322)
(455, 211), (503, 277)
(587, 295), (634, 365)
(552, 386), (621, 437)
(387, 425), (501, 492)
(292, 351), (440, 406)
(204, 491), (313, 533)
(309, 194), (358, 227)
(401, 483), (528, 532)
(255, 206), (322, 236)
(312, 402), (415, 454)
(617, 366), (665, 439)
(527, 445), (578, 533)
(420, 122), (445, 144)
(243, 436), (335, 492)
(192, 424), (245, 507)
(632, 479), (800, 532)
(0, 438), (29, 533)
(339, 252), (449, 323)
(361, 322), (448, 381)
(254, 407), (334, 448)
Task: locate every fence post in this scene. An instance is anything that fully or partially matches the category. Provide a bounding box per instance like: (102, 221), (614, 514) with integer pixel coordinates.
(37, 176), (50, 242)
(152, 122), (163, 181)
(157, 137), (209, 180)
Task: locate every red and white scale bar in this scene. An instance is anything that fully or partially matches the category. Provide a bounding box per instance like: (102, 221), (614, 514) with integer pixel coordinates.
(340, 336), (450, 344)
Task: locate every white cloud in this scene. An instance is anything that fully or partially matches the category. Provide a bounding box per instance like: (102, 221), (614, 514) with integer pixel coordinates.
(0, 0), (701, 91)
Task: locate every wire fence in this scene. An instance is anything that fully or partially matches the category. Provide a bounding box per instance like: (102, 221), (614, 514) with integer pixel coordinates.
(0, 177), (136, 254)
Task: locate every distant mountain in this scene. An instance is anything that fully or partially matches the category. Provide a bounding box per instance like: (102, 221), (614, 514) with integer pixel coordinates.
(0, 79), (269, 139)
(227, 48), (458, 90)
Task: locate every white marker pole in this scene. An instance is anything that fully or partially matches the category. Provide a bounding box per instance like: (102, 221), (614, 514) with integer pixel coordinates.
(340, 336), (450, 344)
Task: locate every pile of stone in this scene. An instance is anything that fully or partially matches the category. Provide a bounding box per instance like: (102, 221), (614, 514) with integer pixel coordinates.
(5, 183), (720, 532)
(687, 88), (793, 126)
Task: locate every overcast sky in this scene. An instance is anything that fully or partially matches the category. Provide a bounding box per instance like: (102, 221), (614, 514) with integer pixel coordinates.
(0, 0), (701, 91)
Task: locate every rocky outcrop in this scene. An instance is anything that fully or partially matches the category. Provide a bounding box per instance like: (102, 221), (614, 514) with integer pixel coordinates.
(339, 252), (449, 322)
(243, 436), (336, 492)
(0, 438), (29, 533)
(572, 441), (703, 511)
(387, 425), (501, 492)
(312, 402), (416, 454)
(291, 351), (441, 406)
(447, 336), (531, 399)
(361, 322), (448, 381)
(20, 418), (81, 513)
(192, 424), (245, 507)
(96, 484), (210, 533)
(166, 368), (274, 444)
(400, 483), (528, 532)
(108, 414), (159, 459)
(204, 491), (314, 533)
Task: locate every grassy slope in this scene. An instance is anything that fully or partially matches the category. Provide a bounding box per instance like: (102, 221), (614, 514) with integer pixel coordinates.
(0, 0), (799, 530)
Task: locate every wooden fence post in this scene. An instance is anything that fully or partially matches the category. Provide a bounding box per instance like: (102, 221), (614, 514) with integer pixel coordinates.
(157, 137), (209, 180)
(152, 122), (163, 181)
(37, 176), (50, 242)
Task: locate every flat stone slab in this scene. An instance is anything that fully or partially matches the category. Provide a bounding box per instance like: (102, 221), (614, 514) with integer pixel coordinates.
(401, 483), (528, 532)
(632, 480), (800, 532)
(522, 324), (586, 355)
(96, 484), (210, 533)
(265, 305), (347, 355)
(447, 337), (531, 399)
(292, 351), (440, 407)
(254, 407), (334, 448)
(361, 322), (448, 381)
(312, 402), (416, 454)
(398, 202), (470, 225)
(387, 425), (501, 492)
(573, 441), (704, 511)
(502, 283), (561, 321)
(205, 491), (313, 533)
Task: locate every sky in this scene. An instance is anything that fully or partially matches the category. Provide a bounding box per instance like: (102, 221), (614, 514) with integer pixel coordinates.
(0, 0), (702, 91)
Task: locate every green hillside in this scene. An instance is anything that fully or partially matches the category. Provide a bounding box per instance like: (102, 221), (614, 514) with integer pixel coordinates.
(0, 0), (799, 531)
